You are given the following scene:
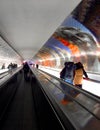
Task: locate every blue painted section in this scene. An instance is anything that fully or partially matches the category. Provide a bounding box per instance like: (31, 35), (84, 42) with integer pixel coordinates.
(45, 37), (71, 53)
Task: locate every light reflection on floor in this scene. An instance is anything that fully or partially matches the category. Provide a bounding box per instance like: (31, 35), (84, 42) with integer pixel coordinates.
(39, 66), (100, 97)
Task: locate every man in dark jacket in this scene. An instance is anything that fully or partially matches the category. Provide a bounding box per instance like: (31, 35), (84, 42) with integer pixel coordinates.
(23, 62), (30, 81)
(60, 61), (75, 84)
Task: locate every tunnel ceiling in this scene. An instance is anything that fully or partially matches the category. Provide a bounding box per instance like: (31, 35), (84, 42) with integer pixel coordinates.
(0, 0), (81, 60)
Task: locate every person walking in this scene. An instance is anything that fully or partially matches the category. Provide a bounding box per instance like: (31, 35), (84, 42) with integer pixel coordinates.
(60, 61), (75, 84)
(1, 63), (5, 69)
(73, 62), (88, 89)
(60, 61), (75, 105)
(23, 62), (30, 81)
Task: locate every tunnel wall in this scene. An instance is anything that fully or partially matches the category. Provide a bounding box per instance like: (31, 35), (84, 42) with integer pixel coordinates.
(33, 0), (100, 74)
(0, 37), (23, 69)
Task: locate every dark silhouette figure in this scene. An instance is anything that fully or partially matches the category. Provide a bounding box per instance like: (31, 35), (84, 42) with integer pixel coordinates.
(1, 63), (5, 69)
(36, 64), (39, 69)
(23, 62), (30, 81)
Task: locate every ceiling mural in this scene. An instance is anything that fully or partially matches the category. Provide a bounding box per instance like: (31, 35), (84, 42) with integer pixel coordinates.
(71, 0), (100, 44)
(33, 0), (100, 73)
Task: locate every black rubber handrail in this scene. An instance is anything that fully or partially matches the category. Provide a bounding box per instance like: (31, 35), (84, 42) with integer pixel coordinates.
(0, 67), (23, 87)
(39, 67), (100, 84)
(0, 73), (9, 79)
(39, 69), (100, 102)
(31, 68), (100, 130)
(0, 70), (9, 75)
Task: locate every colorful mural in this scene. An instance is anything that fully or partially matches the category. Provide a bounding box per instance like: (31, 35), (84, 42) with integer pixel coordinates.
(34, 0), (100, 73)
(72, 0), (100, 44)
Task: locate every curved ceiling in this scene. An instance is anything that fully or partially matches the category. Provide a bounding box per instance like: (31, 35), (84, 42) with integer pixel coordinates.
(0, 0), (81, 60)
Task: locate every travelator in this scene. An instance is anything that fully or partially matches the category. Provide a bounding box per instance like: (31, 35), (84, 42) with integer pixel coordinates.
(0, 66), (100, 130)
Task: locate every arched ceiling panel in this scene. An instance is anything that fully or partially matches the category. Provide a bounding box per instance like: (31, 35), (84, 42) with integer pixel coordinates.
(0, 0), (81, 60)
(0, 37), (22, 67)
(34, 0), (100, 73)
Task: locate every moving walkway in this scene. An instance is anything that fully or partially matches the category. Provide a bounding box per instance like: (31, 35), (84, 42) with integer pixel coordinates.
(0, 67), (99, 130)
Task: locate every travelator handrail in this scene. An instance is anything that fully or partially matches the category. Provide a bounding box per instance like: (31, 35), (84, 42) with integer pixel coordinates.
(0, 67), (23, 123)
(31, 68), (74, 130)
(87, 71), (100, 75)
(30, 67), (100, 130)
(0, 71), (9, 79)
(0, 67), (23, 87)
(39, 69), (100, 116)
(39, 69), (99, 102)
(40, 66), (100, 83)
(0, 69), (9, 74)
